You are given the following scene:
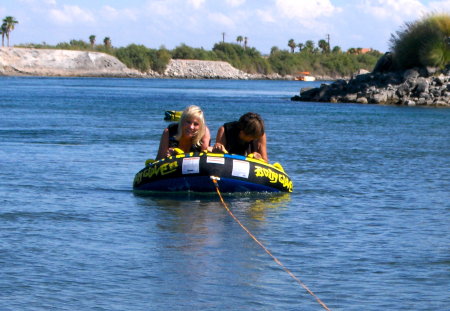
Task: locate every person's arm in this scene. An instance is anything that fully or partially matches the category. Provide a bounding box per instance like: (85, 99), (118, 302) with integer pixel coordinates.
(200, 126), (211, 151)
(255, 133), (268, 162)
(212, 125), (228, 153)
(156, 128), (170, 160)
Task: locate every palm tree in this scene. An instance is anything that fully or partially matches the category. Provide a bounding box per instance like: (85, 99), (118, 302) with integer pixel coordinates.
(288, 39), (296, 53)
(2, 16), (18, 47)
(222, 32), (225, 43)
(244, 36), (248, 49)
(318, 39), (329, 53)
(104, 37), (111, 48)
(89, 35), (96, 49)
(297, 43), (304, 52)
(236, 35), (243, 46)
(332, 46), (342, 54)
(304, 40), (315, 53)
(0, 23), (6, 47)
(270, 46), (280, 55)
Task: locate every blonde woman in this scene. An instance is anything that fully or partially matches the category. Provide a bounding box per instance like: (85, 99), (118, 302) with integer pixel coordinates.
(156, 105), (210, 160)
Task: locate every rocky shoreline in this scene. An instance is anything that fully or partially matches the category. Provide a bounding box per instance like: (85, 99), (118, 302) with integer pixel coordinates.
(292, 66), (450, 107)
(0, 47), (345, 80)
(0, 47), (281, 80)
(4, 47), (446, 107)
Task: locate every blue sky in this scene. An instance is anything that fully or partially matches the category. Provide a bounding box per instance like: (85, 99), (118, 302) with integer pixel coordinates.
(1, 0), (449, 54)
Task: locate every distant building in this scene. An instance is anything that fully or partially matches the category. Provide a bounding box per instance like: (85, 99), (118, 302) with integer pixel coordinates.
(360, 48), (373, 54)
(346, 48), (378, 54)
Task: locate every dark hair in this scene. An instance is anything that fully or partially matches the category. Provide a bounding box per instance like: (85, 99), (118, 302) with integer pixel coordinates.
(238, 112), (265, 138)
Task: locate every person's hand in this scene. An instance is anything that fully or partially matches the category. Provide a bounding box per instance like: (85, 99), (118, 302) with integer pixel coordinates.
(166, 148), (175, 157)
(248, 152), (266, 161)
(212, 143), (228, 153)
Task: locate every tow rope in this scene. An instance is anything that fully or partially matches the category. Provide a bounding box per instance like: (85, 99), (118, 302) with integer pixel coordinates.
(210, 176), (332, 311)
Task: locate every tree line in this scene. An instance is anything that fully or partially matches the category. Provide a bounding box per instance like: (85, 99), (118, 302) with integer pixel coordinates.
(18, 37), (383, 77)
(5, 14), (384, 77)
(4, 13), (449, 76)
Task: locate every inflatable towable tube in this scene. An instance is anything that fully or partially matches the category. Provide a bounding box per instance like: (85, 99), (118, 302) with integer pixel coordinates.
(133, 152), (293, 193)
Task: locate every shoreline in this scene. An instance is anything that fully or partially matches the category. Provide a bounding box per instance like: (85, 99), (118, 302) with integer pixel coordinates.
(0, 47), (346, 81)
(292, 66), (450, 107)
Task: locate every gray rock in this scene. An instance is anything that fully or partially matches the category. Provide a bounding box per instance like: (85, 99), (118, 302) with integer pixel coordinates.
(435, 74), (447, 86)
(373, 52), (394, 73)
(300, 87), (314, 94)
(419, 92), (431, 100)
(343, 93), (358, 101)
(397, 83), (411, 97)
(434, 100), (449, 106)
(417, 98), (427, 105)
(371, 92), (388, 104)
(356, 97), (368, 104)
(403, 69), (420, 81)
(415, 77), (429, 94)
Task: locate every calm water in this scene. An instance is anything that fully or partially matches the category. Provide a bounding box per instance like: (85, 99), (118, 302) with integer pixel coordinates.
(1, 77), (449, 311)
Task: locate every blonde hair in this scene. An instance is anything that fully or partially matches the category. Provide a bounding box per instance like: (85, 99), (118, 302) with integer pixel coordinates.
(175, 105), (206, 147)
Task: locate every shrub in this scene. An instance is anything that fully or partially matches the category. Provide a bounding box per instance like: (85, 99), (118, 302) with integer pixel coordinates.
(390, 13), (450, 69)
(115, 44), (152, 72)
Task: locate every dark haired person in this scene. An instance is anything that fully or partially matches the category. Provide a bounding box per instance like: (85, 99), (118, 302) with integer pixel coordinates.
(212, 112), (268, 162)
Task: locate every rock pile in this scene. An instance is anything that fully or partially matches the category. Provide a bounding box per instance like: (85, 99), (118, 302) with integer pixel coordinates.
(292, 66), (450, 107)
(163, 59), (252, 79)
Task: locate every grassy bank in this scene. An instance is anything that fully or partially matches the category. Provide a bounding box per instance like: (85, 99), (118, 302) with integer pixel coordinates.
(17, 41), (382, 78)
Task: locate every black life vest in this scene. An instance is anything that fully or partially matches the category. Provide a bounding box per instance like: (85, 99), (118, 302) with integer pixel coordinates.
(167, 123), (203, 152)
(223, 121), (257, 156)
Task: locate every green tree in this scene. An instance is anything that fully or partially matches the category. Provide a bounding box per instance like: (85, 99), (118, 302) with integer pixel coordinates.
(89, 35), (96, 49)
(104, 37), (111, 48)
(270, 46), (280, 55)
(303, 40), (315, 53)
(288, 39), (296, 53)
(244, 37), (248, 49)
(172, 43), (195, 59)
(318, 39), (329, 53)
(297, 43), (304, 52)
(115, 44), (152, 72)
(2, 16), (18, 47)
(332, 46), (342, 53)
(154, 47), (171, 73)
(236, 35), (243, 46)
(0, 23), (6, 47)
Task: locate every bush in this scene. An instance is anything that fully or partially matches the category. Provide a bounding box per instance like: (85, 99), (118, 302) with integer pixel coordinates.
(153, 48), (171, 74)
(115, 44), (152, 72)
(21, 38), (383, 77)
(390, 13), (450, 69)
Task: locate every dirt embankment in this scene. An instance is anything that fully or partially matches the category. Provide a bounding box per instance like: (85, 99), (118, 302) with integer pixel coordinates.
(0, 47), (284, 80)
(0, 47), (144, 77)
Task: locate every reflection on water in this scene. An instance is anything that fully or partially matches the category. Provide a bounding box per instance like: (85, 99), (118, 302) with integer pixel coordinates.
(134, 191), (291, 221)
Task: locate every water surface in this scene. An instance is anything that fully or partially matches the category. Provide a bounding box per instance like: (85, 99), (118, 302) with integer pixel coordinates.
(1, 77), (449, 311)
